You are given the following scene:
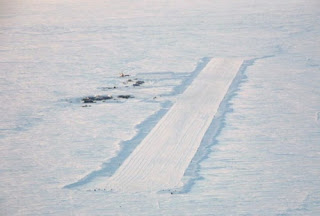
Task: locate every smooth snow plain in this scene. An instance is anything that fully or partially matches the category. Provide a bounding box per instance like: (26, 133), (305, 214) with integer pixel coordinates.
(1, 0), (320, 215)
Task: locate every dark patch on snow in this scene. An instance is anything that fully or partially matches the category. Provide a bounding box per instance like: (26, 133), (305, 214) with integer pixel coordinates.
(117, 95), (134, 99)
(81, 95), (113, 103)
(78, 94), (135, 106)
(133, 80), (145, 86)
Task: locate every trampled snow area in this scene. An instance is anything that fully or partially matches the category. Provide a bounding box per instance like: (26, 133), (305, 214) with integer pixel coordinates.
(1, 0), (320, 215)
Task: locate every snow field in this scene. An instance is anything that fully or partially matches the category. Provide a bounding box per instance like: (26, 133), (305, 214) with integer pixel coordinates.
(1, 0), (319, 214)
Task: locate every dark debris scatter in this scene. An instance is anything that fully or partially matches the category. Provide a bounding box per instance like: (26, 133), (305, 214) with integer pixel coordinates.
(82, 98), (95, 103)
(95, 95), (113, 101)
(133, 80), (145, 86)
(118, 95), (134, 99)
(82, 95), (113, 103)
(78, 76), (148, 106)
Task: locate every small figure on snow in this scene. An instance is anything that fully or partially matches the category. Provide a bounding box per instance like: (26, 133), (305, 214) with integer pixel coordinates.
(120, 73), (130, 77)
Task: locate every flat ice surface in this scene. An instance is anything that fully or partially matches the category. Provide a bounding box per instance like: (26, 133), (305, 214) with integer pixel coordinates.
(101, 59), (243, 192)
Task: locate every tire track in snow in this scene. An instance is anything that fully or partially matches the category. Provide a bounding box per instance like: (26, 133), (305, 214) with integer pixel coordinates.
(98, 58), (244, 193)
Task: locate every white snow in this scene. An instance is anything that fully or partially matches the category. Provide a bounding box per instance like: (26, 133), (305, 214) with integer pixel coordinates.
(1, 0), (320, 215)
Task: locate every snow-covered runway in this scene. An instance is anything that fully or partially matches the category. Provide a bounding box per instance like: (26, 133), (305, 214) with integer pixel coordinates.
(100, 58), (244, 192)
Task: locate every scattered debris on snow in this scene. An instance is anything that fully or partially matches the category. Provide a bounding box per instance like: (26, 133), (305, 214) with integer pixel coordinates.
(118, 95), (134, 99)
(133, 80), (145, 86)
(81, 95), (113, 103)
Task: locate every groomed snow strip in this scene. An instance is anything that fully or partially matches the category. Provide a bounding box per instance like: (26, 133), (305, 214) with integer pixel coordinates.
(100, 58), (244, 193)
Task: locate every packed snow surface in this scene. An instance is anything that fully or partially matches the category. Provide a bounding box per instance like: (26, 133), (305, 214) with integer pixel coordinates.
(1, 0), (320, 215)
(98, 59), (243, 192)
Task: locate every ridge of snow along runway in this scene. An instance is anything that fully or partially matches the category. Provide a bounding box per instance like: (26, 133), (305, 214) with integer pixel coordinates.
(100, 58), (244, 193)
